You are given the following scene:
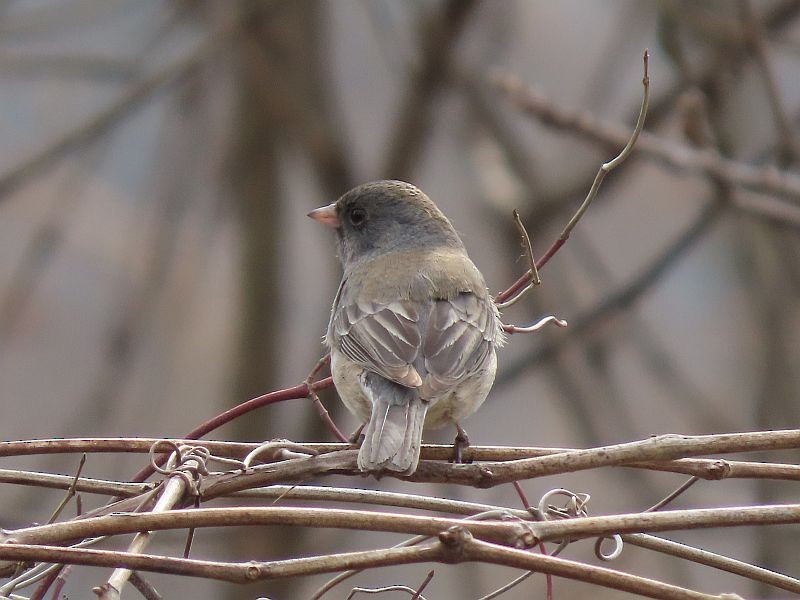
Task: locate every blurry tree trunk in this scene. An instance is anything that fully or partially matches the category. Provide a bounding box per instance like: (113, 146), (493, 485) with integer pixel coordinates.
(751, 225), (800, 598)
(230, 4), (283, 437)
(381, 0), (479, 179)
(227, 2), (335, 598)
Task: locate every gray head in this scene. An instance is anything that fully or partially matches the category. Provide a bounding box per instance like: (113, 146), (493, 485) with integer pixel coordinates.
(308, 180), (464, 268)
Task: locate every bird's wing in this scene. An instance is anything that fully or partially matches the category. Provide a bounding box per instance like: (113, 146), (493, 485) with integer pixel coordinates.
(333, 297), (424, 388)
(421, 292), (497, 398)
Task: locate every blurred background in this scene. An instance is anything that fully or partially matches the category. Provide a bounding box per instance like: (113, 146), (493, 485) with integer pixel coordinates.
(1, 0), (799, 598)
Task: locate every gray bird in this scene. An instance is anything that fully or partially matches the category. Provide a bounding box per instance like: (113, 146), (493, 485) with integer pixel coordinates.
(308, 180), (505, 474)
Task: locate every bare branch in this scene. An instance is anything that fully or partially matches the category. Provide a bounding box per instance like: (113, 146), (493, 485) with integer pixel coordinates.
(0, 534), (742, 600)
(489, 70), (800, 206)
(494, 50), (650, 304)
(625, 534), (800, 594)
(0, 16), (244, 202)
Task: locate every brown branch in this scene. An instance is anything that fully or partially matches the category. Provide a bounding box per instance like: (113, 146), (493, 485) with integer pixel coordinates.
(528, 503), (800, 545)
(496, 200), (724, 384)
(0, 535), (738, 599)
(3, 507), (533, 549)
(404, 429), (800, 487)
(625, 534), (800, 595)
(489, 70), (800, 206)
(494, 50), (650, 304)
(0, 542), (445, 585)
(129, 571), (163, 600)
(4, 437), (800, 494)
(457, 534), (729, 600)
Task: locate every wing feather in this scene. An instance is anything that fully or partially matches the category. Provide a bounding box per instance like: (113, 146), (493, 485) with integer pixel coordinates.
(422, 293), (498, 399)
(331, 279), (500, 395)
(334, 296), (423, 387)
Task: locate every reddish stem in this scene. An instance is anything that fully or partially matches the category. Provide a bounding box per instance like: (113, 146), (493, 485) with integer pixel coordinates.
(494, 239), (566, 304)
(511, 480), (554, 599)
(129, 377), (334, 483)
(30, 566), (63, 600)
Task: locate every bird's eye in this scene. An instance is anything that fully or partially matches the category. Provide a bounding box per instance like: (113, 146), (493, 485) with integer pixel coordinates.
(349, 207), (367, 227)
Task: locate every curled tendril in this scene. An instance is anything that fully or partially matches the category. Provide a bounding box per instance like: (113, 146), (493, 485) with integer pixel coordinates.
(147, 441), (216, 497)
(149, 440), (184, 475)
(243, 439), (319, 468)
(537, 488), (590, 520)
(594, 534), (625, 561)
(536, 487), (625, 559)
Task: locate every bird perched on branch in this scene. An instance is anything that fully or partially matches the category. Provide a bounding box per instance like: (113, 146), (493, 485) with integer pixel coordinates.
(309, 180), (505, 475)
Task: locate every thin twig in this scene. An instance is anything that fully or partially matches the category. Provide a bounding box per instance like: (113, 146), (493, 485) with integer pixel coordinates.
(494, 50), (650, 304)
(502, 315), (568, 335)
(129, 571), (163, 600)
(411, 570), (434, 600)
(495, 210), (540, 309)
(645, 476), (701, 512)
(347, 583), (429, 600)
(496, 200), (724, 386)
(47, 454), (86, 524)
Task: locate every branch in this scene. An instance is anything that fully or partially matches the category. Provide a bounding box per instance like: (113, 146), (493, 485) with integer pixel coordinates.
(495, 50), (650, 304)
(3, 507), (533, 549)
(528, 504), (800, 545)
(496, 200), (724, 384)
(98, 450), (203, 598)
(0, 14), (243, 201)
(4, 437), (800, 495)
(0, 535), (738, 600)
(405, 429), (800, 487)
(625, 534), (800, 594)
(489, 70), (800, 206)
(457, 535), (733, 600)
(739, 0), (800, 163)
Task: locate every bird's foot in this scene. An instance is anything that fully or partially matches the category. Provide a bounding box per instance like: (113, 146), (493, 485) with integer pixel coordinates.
(451, 424), (472, 464)
(348, 423), (366, 448)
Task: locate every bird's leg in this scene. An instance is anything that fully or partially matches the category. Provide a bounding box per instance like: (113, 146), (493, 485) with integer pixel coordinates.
(348, 422), (366, 447)
(451, 423), (472, 464)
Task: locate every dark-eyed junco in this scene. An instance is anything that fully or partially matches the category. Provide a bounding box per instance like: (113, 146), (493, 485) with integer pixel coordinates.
(308, 180), (505, 474)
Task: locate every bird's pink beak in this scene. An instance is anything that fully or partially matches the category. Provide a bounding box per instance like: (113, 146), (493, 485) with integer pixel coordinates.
(307, 203), (340, 228)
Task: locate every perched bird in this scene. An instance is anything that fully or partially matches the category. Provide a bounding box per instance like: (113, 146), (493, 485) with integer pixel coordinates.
(308, 181), (505, 474)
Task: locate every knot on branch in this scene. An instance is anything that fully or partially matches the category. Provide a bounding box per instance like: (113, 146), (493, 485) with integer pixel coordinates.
(707, 459), (732, 480)
(438, 526), (472, 563)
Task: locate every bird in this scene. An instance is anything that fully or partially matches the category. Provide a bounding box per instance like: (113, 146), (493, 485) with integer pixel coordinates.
(308, 180), (505, 475)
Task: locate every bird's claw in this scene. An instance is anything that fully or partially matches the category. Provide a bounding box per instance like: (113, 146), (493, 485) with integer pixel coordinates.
(451, 427), (472, 464)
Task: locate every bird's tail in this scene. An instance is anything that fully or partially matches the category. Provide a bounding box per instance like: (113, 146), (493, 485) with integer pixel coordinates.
(358, 380), (428, 474)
